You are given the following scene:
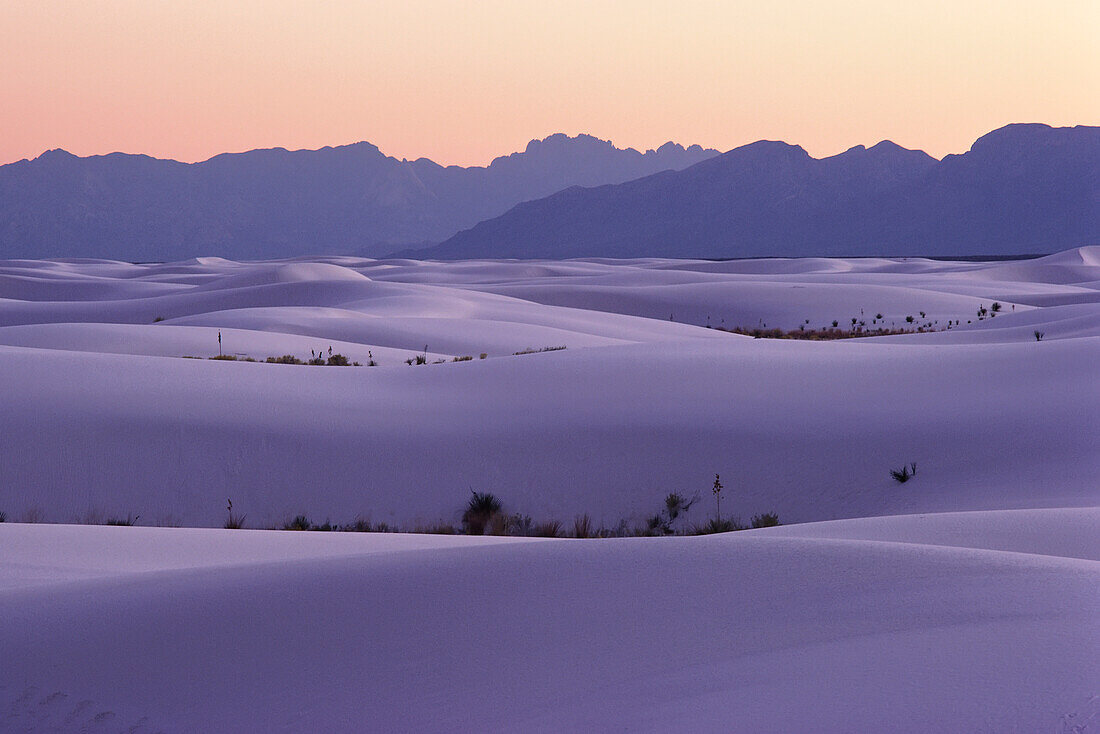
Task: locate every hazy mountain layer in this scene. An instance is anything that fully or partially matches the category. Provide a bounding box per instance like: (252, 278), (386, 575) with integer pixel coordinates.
(0, 135), (717, 260)
(418, 124), (1098, 259)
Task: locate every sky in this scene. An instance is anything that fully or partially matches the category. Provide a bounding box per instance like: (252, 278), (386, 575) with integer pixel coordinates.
(2, 0), (1097, 166)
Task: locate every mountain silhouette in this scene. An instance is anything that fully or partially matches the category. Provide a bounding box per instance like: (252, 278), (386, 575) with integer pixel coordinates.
(415, 124), (1098, 259)
(0, 135), (718, 261)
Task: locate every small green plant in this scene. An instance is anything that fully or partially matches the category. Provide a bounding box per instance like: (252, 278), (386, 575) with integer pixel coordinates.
(890, 462), (918, 483)
(751, 513), (780, 528)
(1034, 330), (1045, 341)
(326, 354), (351, 366)
(462, 491), (503, 535)
(224, 498), (245, 529)
(479, 353), (488, 360)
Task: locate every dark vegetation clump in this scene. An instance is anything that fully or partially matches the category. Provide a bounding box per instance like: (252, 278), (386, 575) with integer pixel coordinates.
(890, 462), (918, 483)
(751, 513), (781, 528)
(105, 514), (139, 526)
(266, 355), (304, 365)
(462, 491), (503, 535)
(513, 346), (567, 355)
(224, 498), (245, 529)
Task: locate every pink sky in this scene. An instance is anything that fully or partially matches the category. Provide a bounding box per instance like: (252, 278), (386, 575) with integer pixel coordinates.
(2, 0), (1097, 166)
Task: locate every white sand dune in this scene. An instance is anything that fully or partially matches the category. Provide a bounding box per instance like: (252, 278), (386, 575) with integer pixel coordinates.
(0, 510), (1096, 732)
(0, 249), (1097, 732)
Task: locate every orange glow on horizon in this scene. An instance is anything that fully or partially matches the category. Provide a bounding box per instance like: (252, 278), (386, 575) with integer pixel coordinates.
(2, 0), (1097, 166)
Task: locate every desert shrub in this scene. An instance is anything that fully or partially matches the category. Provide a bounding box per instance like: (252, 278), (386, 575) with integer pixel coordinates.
(479, 353), (488, 359)
(326, 354), (351, 366)
(418, 522), (458, 535)
(875, 313), (883, 320)
(751, 512), (780, 528)
(153, 316), (165, 323)
(414, 354), (428, 365)
(508, 513), (534, 536)
(890, 462), (918, 483)
(645, 492), (698, 535)
(832, 320), (839, 328)
(572, 514), (596, 538)
(307, 357), (326, 366)
(283, 515), (313, 531)
(224, 498), (245, 529)
(209, 354), (238, 361)
(105, 514), (139, 526)
(513, 346), (567, 355)
(0, 511), (6, 522)
(905, 315), (914, 324)
(691, 517), (745, 535)
(1034, 330), (1045, 341)
(991, 302), (1001, 312)
(462, 491), (503, 535)
(452, 355), (473, 362)
(534, 519), (562, 537)
(266, 355), (304, 364)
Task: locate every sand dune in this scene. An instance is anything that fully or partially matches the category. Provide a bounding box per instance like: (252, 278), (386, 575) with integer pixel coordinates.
(0, 249), (1096, 732)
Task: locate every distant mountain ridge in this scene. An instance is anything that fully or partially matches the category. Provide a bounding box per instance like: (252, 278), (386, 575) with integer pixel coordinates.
(416, 124), (1099, 260)
(0, 135), (718, 260)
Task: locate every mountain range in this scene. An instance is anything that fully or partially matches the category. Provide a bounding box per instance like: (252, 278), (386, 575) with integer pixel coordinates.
(0, 124), (1096, 261)
(421, 124), (1098, 259)
(0, 135), (717, 261)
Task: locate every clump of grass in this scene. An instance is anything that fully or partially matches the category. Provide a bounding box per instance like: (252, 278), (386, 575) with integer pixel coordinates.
(462, 491), (503, 535)
(572, 514), (596, 538)
(105, 514), (140, 526)
(152, 316), (165, 323)
(1034, 330), (1045, 341)
(452, 355), (473, 362)
(224, 498), (245, 529)
(283, 514), (313, 531)
(691, 517), (745, 535)
(513, 346), (567, 355)
(266, 355), (304, 365)
(417, 522), (458, 535)
(479, 353), (488, 360)
(307, 356), (326, 366)
(890, 462), (918, 483)
(534, 519), (562, 537)
(751, 513), (780, 528)
(326, 354), (351, 366)
(209, 354), (238, 361)
(0, 510), (6, 523)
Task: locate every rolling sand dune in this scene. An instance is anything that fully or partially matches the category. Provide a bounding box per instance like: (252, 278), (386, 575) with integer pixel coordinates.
(0, 249), (1096, 732)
